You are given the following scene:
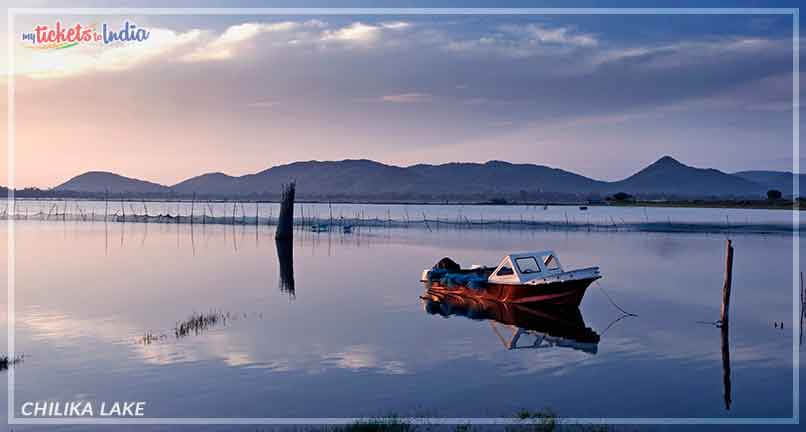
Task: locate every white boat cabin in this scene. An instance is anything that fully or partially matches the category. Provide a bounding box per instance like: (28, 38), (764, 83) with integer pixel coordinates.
(487, 251), (566, 285)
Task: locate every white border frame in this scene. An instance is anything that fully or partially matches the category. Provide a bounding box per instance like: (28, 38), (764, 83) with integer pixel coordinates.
(5, 7), (800, 426)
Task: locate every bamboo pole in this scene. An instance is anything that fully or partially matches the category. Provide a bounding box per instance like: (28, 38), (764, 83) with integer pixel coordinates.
(720, 239), (734, 326)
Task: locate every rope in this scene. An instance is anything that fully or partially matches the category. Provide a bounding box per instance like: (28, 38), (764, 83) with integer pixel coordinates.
(595, 280), (637, 317)
(599, 313), (634, 336)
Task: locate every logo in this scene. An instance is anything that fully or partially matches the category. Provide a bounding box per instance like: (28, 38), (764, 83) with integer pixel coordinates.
(21, 21), (150, 50)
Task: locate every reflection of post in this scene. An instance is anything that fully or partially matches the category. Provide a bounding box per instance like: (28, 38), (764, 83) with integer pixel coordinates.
(800, 271), (804, 346)
(275, 182), (296, 240)
(721, 323), (732, 410)
(276, 239), (295, 298)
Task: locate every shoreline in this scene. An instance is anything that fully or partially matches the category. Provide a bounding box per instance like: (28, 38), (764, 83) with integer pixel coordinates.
(3, 196), (803, 211)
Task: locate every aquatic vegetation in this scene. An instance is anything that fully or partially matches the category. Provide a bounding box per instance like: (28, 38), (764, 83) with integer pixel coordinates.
(0, 354), (24, 371)
(174, 310), (231, 338)
(137, 330), (168, 345)
(1, 198), (798, 235)
(262, 411), (614, 432)
(512, 409), (557, 432)
(335, 415), (413, 432)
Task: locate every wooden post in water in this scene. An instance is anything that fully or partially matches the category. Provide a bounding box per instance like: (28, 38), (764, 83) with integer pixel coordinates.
(275, 182), (296, 240)
(720, 239), (734, 326)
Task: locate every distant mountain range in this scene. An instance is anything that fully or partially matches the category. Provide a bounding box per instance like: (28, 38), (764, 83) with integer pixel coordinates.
(37, 156), (805, 200)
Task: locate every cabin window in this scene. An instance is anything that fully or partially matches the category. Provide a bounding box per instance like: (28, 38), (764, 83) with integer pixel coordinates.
(515, 257), (541, 274)
(496, 265), (514, 276)
(544, 254), (560, 270)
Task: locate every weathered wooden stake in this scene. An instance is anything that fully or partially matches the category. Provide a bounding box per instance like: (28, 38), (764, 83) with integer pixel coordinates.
(275, 182), (296, 240)
(720, 239), (734, 325)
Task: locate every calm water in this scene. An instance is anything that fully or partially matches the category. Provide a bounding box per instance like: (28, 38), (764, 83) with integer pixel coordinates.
(0, 217), (802, 427)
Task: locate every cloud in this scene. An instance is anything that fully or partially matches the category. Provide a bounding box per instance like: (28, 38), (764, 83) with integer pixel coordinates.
(444, 23), (598, 58)
(248, 100), (280, 108)
(380, 92), (432, 103)
(591, 37), (784, 69)
(320, 21), (411, 45)
(320, 22), (380, 43)
(520, 23), (598, 47)
(183, 21), (301, 62)
(380, 21), (411, 30)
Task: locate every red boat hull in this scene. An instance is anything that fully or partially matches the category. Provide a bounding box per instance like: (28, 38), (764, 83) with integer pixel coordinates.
(425, 276), (597, 307)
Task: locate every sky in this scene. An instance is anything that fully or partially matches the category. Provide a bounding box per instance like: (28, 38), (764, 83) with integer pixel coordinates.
(0, 0), (803, 188)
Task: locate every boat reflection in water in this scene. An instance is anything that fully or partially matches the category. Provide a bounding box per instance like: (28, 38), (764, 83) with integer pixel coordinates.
(422, 290), (600, 354)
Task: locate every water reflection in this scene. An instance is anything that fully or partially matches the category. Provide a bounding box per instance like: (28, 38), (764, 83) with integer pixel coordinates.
(721, 324), (732, 410)
(276, 239), (295, 298)
(422, 290), (600, 354)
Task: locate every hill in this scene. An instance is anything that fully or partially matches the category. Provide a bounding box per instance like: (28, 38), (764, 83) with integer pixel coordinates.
(607, 156), (765, 197)
(50, 156), (781, 200)
(55, 171), (169, 194)
(733, 170), (805, 196)
(172, 159), (607, 199)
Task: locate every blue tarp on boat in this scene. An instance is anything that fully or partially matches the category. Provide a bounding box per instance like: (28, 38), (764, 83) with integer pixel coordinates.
(427, 268), (487, 290)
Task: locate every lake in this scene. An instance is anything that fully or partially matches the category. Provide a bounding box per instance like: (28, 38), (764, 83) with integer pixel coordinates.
(0, 211), (802, 428)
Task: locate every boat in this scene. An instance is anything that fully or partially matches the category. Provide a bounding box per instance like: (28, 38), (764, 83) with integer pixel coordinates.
(422, 290), (599, 353)
(421, 251), (601, 307)
(579, 206), (588, 210)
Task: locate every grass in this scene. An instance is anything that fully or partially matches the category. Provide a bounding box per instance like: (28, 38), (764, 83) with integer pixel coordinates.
(332, 415), (413, 432)
(274, 411), (615, 432)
